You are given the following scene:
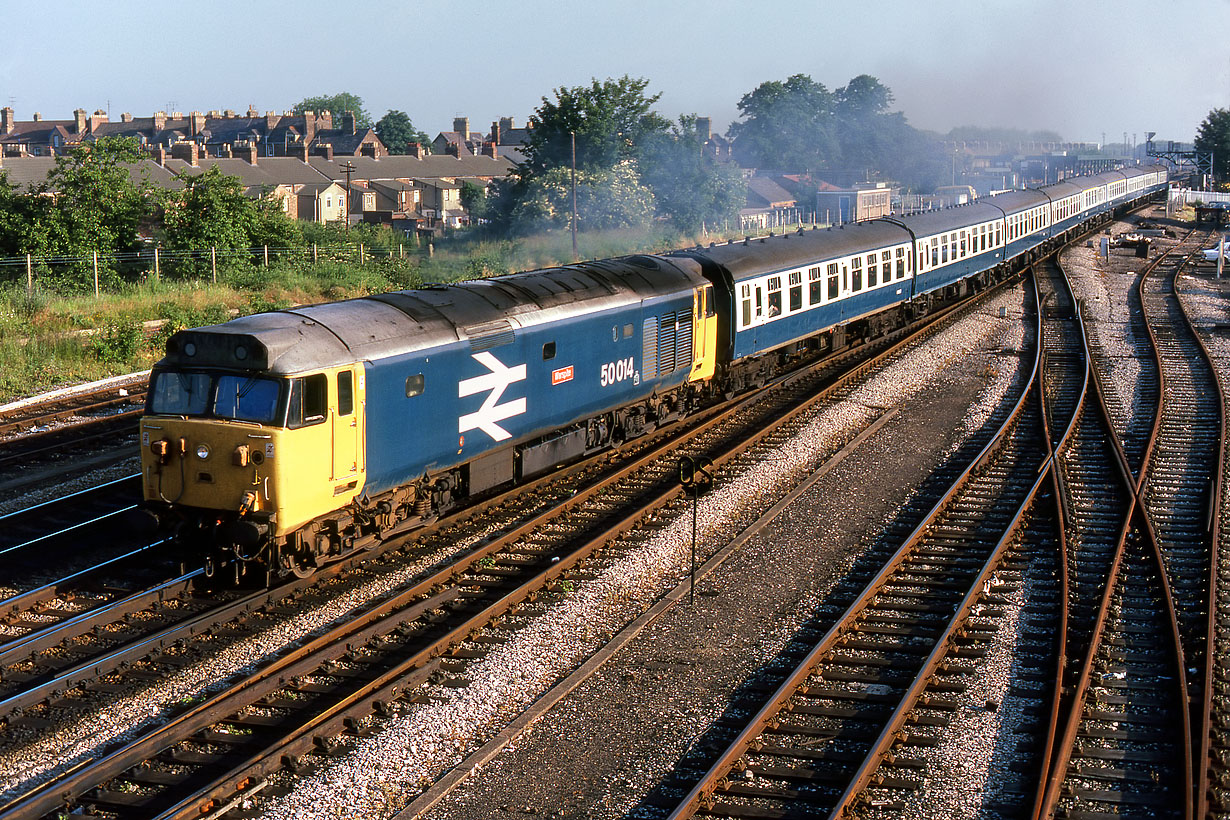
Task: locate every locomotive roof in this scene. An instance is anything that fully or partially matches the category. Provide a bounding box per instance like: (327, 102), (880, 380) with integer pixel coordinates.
(681, 222), (911, 282)
(160, 255), (704, 375)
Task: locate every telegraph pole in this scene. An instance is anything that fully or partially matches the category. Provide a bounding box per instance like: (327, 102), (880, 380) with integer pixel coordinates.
(570, 131), (578, 262)
(340, 160), (356, 242)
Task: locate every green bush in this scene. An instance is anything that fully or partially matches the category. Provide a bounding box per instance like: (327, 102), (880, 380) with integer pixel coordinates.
(90, 321), (145, 364)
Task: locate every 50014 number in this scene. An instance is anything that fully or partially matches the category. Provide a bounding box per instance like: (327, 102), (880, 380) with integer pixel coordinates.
(600, 357), (635, 387)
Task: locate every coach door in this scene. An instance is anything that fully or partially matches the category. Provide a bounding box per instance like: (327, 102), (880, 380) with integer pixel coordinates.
(332, 368), (359, 481)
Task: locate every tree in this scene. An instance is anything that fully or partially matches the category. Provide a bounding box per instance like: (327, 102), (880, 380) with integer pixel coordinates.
(375, 110), (429, 154)
(293, 92), (371, 128)
(640, 115), (745, 232)
(835, 75), (893, 120)
(1195, 108), (1230, 182)
(728, 74), (839, 171)
(459, 181), (490, 223)
(519, 76), (671, 177)
(507, 161), (655, 235)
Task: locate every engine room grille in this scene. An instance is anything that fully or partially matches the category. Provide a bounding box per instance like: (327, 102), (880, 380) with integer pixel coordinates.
(642, 316), (658, 379)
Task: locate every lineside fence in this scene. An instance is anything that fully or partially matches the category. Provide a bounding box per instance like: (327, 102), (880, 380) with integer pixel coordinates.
(0, 242), (420, 296)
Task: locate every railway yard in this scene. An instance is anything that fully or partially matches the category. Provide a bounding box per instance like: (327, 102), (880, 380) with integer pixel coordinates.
(1, 201), (1228, 820)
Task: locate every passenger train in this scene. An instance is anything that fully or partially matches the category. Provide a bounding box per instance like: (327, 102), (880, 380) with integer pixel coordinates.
(137, 164), (1169, 584)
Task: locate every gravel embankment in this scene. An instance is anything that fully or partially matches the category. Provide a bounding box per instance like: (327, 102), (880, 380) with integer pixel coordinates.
(0, 286), (1030, 819)
(254, 285), (1031, 820)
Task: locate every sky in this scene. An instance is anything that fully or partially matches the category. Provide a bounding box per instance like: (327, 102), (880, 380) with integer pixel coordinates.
(1, 0), (1226, 148)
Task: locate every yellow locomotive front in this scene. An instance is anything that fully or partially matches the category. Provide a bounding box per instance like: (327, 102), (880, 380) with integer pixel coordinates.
(138, 321), (366, 585)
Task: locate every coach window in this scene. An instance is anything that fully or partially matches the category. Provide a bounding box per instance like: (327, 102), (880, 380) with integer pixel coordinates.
(543, 342), (556, 360)
(767, 276), (782, 317)
(405, 374), (425, 398)
(808, 267), (823, 305)
(827, 263), (839, 300)
(881, 249), (891, 273)
(950, 234), (957, 260)
(288, 373), (328, 428)
(866, 253), (877, 287)
(850, 256), (863, 292)
(789, 271), (803, 311)
(741, 284), (752, 328)
(941, 236), (949, 264)
(930, 238), (939, 267)
(959, 232), (967, 257)
(337, 371), (353, 416)
(896, 247), (906, 278)
(996, 224), (1002, 246)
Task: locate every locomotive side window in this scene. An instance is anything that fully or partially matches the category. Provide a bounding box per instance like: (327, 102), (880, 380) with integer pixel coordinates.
(287, 374), (328, 428)
(543, 342), (556, 360)
(337, 371), (353, 416)
(623, 323), (634, 338)
(405, 374), (425, 398)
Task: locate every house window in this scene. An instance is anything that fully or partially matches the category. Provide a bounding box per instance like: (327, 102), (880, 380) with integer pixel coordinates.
(325, 196), (331, 208)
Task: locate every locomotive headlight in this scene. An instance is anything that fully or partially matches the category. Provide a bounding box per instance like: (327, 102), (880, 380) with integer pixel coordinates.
(195, 443), (211, 460)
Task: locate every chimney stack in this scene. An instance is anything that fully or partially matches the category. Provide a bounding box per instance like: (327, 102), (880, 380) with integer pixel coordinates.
(491, 121), (500, 145)
(74, 108), (87, 135)
(190, 111), (206, 136)
(242, 143), (258, 164)
(32, 112), (42, 122)
(342, 112), (355, 134)
(154, 111), (167, 131)
(0, 107), (12, 135)
(453, 117), (469, 140)
(89, 109), (108, 134)
(120, 112), (133, 123)
(170, 141), (198, 166)
(482, 143), (497, 158)
(696, 117), (712, 141)
(292, 141), (310, 162)
(304, 110), (317, 144)
(407, 142), (425, 159)
(266, 111), (279, 130)
(445, 141), (460, 157)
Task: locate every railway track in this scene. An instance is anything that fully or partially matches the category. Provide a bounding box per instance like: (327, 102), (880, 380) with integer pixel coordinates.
(0, 378), (146, 487)
(1033, 244), (1195, 819)
(661, 272), (1054, 819)
(0, 274), (1019, 820)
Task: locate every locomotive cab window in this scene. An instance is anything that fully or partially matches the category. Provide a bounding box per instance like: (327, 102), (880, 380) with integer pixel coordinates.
(287, 374), (328, 428)
(543, 341), (556, 360)
(405, 373), (425, 398)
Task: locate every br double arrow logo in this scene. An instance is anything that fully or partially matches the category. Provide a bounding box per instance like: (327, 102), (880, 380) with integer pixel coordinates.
(458, 351), (527, 442)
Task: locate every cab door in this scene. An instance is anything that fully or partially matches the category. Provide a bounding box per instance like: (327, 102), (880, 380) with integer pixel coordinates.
(332, 368), (359, 480)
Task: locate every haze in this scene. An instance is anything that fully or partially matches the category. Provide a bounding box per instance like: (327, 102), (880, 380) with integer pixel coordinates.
(1, 0), (1225, 145)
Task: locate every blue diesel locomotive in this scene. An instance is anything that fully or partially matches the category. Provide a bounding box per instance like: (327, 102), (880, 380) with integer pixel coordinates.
(138, 164), (1168, 583)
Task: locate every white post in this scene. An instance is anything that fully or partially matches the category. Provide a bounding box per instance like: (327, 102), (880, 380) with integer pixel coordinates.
(93, 251), (99, 296)
(153, 246), (160, 282)
(264, 245), (269, 267)
(313, 243), (318, 264)
(26, 253), (32, 295)
(211, 247), (217, 282)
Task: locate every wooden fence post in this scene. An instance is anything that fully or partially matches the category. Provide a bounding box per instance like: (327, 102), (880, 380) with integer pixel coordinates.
(93, 251), (99, 297)
(26, 254), (32, 295)
(264, 245), (269, 267)
(211, 247), (217, 282)
(313, 243), (317, 264)
(153, 247), (160, 282)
